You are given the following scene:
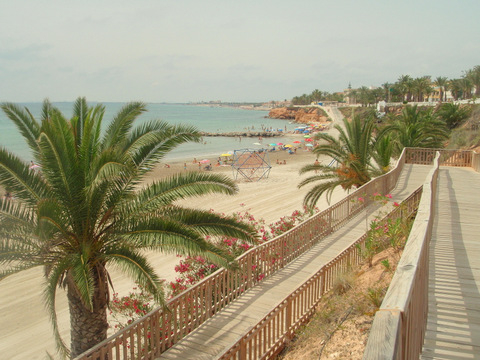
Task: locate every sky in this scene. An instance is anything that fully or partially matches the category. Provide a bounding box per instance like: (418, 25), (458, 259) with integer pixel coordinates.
(0, 0), (479, 103)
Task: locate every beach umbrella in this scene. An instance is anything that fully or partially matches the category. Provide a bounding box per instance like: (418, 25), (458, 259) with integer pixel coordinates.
(269, 143), (277, 146)
(303, 135), (310, 138)
(221, 153), (232, 157)
(277, 142), (284, 145)
(305, 143), (314, 147)
(284, 144), (293, 148)
(293, 140), (301, 144)
(305, 138), (313, 142)
(199, 159), (210, 164)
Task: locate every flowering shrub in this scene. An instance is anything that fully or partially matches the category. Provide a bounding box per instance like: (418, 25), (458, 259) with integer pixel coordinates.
(109, 284), (156, 330)
(356, 193), (412, 266)
(110, 206), (320, 327)
(266, 206), (319, 240)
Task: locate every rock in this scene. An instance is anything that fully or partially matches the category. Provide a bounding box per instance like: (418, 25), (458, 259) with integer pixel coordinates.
(268, 107), (297, 119)
(268, 107), (329, 124)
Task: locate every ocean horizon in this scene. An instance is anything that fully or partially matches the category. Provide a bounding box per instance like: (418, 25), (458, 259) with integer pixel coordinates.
(0, 102), (300, 163)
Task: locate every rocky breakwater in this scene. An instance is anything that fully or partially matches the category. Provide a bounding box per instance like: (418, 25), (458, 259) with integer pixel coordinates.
(200, 131), (284, 137)
(268, 107), (329, 124)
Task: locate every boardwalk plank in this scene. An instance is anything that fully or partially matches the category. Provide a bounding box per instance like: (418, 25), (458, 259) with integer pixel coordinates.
(421, 167), (480, 359)
(157, 164), (431, 359)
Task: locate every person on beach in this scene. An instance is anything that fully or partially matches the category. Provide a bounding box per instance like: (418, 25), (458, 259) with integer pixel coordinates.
(184, 163), (187, 171)
(314, 158), (320, 173)
(193, 158), (197, 163)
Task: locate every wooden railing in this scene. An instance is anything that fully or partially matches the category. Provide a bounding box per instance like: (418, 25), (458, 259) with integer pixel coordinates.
(75, 149), (409, 360)
(218, 187), (423, 360)
(405, 147), (473, 167)
(363, 148), (480, 360)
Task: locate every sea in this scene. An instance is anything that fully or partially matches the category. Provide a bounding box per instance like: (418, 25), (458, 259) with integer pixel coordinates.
(0, 102), (300, 162)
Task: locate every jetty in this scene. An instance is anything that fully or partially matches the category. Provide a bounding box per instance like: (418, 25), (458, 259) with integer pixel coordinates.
(200, 131), (285, 138)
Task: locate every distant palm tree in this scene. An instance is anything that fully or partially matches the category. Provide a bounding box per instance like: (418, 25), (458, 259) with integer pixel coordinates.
(466, 65), (480, 97)
(298, 116), (386, 207)
(0, 98), (257, 358)
(379, 105), (449, 155)
(412, 76), (432, 102)
(434, 76), (448, 102)
(397, 74), (413, 102)
(449, 79), (463, 100)
(382, 82), (392, 102)
(311, 89), (323, 102)
(459, 77), (473, 99)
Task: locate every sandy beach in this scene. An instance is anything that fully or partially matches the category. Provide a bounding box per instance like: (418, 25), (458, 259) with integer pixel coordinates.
(0, 109), (346, 359)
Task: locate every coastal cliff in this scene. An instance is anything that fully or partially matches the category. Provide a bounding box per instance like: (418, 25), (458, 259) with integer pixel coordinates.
(268, 107), (329, 124)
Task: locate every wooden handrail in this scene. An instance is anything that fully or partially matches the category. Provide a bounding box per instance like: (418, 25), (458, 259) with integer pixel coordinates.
(218, 187), (424, 360)
(363, 148), (480, 360)
(75, 148), (409, 360)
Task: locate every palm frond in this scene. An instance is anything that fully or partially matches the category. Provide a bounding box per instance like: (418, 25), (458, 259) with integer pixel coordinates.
(103, 247), (165, 305)
(119, 217), (236, 267)
(0, 102), (41, 152)
(0, 148), (47, 204)
(159, 207), (258, 242)
(121, 172), (238, 217)
(70, 252), (95, 311)
(101, 102), (147, 150)
(43, 259), (72, 358)
(125, 122), (203, 176)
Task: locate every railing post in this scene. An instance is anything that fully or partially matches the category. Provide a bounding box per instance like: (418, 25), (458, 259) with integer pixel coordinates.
(206, 281), (213, 318)
(247, 255), (253, 290)
(286, 297), (292, 339)
(239, 338), (247, 360)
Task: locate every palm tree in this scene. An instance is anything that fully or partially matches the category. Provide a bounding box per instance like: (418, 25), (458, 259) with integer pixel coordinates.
(298, 115), (386, 207)
(0, 98), (257, 358)
(459, 77), (472, 99)
(466, 65), (480, 97)
(372, 134), (394, 173)
(397, 74), (413, 102)
(434, 76), (448, 102)
(449, 79), (463, 100)
(382, 82), (392, 102)
(412, 76), (432, 102)
(436, 102), (471, 129)
(310, 89), (323, 103)
(379, 105), (449, 155)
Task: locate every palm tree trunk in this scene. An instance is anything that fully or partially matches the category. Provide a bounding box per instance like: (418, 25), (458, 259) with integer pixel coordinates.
(67, 275), (109, 358)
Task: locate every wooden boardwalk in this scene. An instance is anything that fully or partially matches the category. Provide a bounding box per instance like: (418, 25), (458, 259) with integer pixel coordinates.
(157, 164), (432, 360)
(421, 167), (480, 359)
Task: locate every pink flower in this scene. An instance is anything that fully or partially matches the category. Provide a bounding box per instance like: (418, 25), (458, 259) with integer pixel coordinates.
(385, 194), (392, 199)
(393, 202), (400, 207)
(358, 197), (364, 202)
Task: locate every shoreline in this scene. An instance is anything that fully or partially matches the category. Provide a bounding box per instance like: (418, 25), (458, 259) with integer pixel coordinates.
(0, 122), (346, 359)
